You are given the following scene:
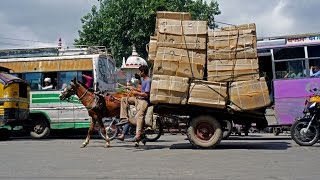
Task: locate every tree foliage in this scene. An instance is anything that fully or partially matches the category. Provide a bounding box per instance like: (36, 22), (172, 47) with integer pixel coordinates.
(75, 0), (220, 66)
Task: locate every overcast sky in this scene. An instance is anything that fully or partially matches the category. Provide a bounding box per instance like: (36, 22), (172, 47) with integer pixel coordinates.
(0, 0), (319, 49)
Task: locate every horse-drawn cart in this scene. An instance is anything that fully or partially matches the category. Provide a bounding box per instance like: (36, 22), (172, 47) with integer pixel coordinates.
(152, 104), (267, 148)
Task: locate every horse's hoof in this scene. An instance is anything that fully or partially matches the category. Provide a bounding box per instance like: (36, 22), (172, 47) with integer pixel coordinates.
(80, 143), (87, 148)
(104, 144), (111, 148)
(141, 139), (147, 146)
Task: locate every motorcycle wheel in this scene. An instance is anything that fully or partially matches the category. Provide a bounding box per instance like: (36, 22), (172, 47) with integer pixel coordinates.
(290, 118), (319, 146)
(222, 119), (233, 139)
(99, 121), (119, 141)
(145, 119), (163, 142)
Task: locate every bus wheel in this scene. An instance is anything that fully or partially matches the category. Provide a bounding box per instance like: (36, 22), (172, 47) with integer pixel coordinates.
(187, 115), (222, 148)
(0, 128), (10, 141)
(30, 119), (50, 139)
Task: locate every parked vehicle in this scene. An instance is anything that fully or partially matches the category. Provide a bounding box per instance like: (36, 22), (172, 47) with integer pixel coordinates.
(291, 88), (320, 146)
(258, 33), (320, 133)
(0, 46), (117, 138)
(0, 70), (30, 140)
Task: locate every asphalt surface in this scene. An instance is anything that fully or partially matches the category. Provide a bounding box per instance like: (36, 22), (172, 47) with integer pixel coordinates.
(1, 133), (320, 180)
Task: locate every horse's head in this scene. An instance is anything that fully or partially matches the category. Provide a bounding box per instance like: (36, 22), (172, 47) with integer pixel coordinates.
(59, 78), (78, 101)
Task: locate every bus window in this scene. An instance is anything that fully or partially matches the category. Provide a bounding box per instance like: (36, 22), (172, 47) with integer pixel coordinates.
(274, 47), (305, 60)
(275, 60), (306, 79)
(23, 73), (43, 90)
(81, 71), (94, 88)
(57, 71), (79, 90)
(308, 46), (320, 77)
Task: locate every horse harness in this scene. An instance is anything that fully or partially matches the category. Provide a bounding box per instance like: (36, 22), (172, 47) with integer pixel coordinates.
(78, 89), (100, 111)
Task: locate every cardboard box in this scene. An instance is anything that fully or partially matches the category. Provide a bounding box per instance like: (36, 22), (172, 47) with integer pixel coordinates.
(229, 77), (271, 111)
(207, 48), (257, 60)
(153, 60), (204, 79)
(156, 11), (191, 20)
(157, 33), (206, 50)
(188, 80), (227, 109)
(208, 29), (257, 49)
(148, 36), (157, 63)
(158, 19), (208, 35)
(207, 69), (259, 82)
(220, 23), (256, 31)
(150, 75), (190, 105)
(207, 58), (259, 82)
(156, 47), (206, 65)
(155, 11), (191, 35)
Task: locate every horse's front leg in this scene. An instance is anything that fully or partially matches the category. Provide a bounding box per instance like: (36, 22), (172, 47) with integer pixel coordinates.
(97, 119), (110, 148)
(81, 119), (96, 148)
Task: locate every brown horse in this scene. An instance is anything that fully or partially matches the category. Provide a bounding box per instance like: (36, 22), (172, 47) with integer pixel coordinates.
(59, 78), (129, 148)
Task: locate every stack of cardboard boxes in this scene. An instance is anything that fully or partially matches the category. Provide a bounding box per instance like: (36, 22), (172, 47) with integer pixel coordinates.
(148, 11), (270, 111)
(149, 11), (207, 105)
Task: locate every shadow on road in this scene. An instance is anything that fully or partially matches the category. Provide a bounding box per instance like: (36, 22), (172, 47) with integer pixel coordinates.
(167, 141), (292, 150)
(226, 135), (291, 141)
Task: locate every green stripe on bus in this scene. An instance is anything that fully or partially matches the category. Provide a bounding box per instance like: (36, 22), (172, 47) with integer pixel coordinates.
(32, 94), (60, 98)
(31, 95), (81, 104)
(50, 122), (91, 129)
(32, 99), (61, 103)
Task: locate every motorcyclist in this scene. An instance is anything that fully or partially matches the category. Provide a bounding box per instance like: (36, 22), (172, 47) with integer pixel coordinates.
(116, 65), (151, 142)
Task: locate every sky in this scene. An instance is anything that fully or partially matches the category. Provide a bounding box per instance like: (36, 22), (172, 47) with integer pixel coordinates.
(0, 0), (319, 49)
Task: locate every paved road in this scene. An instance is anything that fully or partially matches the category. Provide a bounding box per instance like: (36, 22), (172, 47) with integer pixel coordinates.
(1, 133), (320, 180)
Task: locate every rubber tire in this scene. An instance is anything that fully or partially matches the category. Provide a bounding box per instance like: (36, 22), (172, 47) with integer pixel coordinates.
(146, 120), (163, 142)
(30, 119), (50, 139)
(222, 119), (233, 139)
(99, 122), (119, 141)
(0, 128), (10, 141)
(290, 119), (319, 146)
(187, 115), (222, 148)
(273, 127), (280, 136)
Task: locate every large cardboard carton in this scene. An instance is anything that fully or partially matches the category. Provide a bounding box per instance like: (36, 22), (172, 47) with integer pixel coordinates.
(207, 58), (259, 82)
(158, 19), (208, 35)
(153, 60), (204, 79)
(229, 77), (271, 111)
(155, 11), (191, 35)
(188, 80), (227, 109)
(157, 33), (206, 50)
(156, 11), (191, 20)
(150, 75), (190, 105)
(148, 36), (157, 64)
(207, 29), (257, 60)
(207, 48), (257, 60)
(156, 47), (206, 65)
(220, 23), (256, 31)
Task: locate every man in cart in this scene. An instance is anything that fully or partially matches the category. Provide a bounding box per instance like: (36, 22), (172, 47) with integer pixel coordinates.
(116, 65), (151, 142)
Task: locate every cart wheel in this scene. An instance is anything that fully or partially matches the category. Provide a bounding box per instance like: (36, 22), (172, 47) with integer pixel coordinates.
(187, 115), (222, 148)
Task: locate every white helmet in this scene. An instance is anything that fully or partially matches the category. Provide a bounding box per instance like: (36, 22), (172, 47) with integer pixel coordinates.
(44, 77), (51, 83)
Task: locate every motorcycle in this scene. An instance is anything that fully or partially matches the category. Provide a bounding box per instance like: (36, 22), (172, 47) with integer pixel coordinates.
(99, 107), (163, 143)
(291, 88), (320, 146)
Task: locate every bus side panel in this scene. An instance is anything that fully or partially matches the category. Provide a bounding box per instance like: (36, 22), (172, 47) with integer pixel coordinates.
(273, 78), (320, 125)
(30, 91), (91, 129)
(30, 91), (59, 127)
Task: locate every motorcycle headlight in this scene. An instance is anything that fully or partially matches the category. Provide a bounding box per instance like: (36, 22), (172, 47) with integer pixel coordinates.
(309, 102), (317, 108)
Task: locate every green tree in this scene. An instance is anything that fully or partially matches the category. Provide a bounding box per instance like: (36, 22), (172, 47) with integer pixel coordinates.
(75, 0), (220, 66)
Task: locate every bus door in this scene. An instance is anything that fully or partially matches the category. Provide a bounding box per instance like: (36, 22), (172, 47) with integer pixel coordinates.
(258, 49), (276, 125)
(272, 46), (307, 126)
